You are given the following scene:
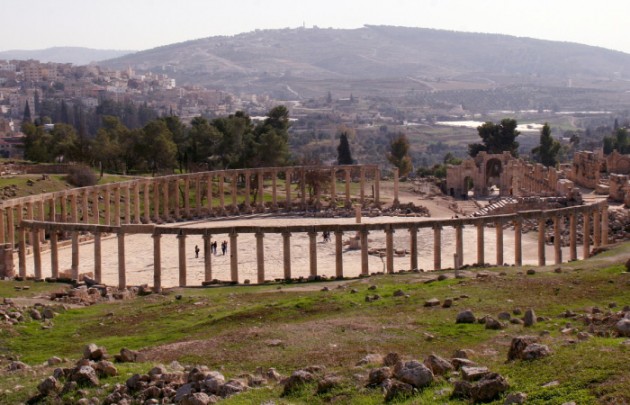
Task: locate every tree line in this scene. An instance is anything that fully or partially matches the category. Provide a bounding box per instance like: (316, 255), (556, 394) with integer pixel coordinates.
(21, 105), (291, 175)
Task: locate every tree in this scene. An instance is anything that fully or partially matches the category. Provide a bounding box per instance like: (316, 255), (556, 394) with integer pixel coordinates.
(602, 127), (630, 155)
(531, 123), (560, 167)
(337, 131), (354, 165)
(387, 133), (413, 176)
(468, 118), (520, 157)
(23, 101), (32, 124)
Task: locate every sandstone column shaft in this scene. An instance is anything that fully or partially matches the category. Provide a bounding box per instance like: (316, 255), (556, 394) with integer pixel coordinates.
(94, 231), (102, 283)
(82, 191), (89, 224)
(455, 224), (463, 269)
(335, 230), (343, 278)
(360, 167), (365, 205)
(118, 231), (126, 289)
(153, 233), (161, 292)
(496, 219), (504, 266)
(185, 177), (191, 217)
(433, 225), (441, 270)
(71, 232), (79, 279)
(514, 219), (522, 266)
(285, 170), (292, 211)
(32, 228), (41, 279)
(330, 169), (337, 206)
(114, 186), (121, 226)
(569, 213), (577, 261)
(593, 209), (601, 248)
(360, 229), (369, 276)
(553, 216), (562, 265)
(257, 171), (264, 211)
(104, 188), (111, 225)
(18, 225), (26, 278)
(345, 168), (351, 207)
(385, 227), (394, 274)
(393, 167), (400, 205)
(178, 233), (187, 287)
(50, 231), (59, 279)
(229, 231), (238, 283)
(476, 221), (484, 265)
(282, 231), (292, 279)
(538, 216), (546, 266)
(195, 177), (202, 217)
(231, 173), (238, 212)
(308, 230), (317, 277)
(409, 226), (418, 271)
(583, 212), (590, 259)
(601, 203), (609, 246)
(256, 231), (265, 284)
(203, 233), (212, 282)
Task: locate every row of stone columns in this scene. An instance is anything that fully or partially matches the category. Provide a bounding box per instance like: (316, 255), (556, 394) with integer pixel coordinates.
(18, 203), (608, 289)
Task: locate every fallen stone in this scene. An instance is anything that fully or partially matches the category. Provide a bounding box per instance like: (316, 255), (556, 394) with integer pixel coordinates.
(383, 352), (401, 367)
(461, 366), (490, 382)
(504, 391), (528, 404)
(470, 373), (509, 403)
(456, 309), (476, 324)
(282, 370), (315, 395)
(424, 298), (440, 307)
(423, 354), (454, 376)
(393, 360), (434, 388)
(507, 336), (539, 361)
(368, 367), (392, 386)
(615, 318), (630, 337)
(523, 308), (537, 327)
(37, 376), (60, 396)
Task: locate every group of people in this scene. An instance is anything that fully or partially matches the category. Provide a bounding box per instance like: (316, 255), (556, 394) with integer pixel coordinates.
(194, 240), (228, 258)
(322, 231), (331, 243)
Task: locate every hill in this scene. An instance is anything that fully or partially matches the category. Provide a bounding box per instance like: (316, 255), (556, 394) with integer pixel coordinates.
(0, 46), (135, 65)
(101, 25), (630, 100)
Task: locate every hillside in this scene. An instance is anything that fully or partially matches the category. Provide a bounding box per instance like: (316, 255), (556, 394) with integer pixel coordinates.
(0, 47), (135, 65)
(101, 25), (630, 100)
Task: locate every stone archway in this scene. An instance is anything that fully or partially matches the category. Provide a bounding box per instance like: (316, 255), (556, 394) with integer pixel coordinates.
(485, 158), (502, 195)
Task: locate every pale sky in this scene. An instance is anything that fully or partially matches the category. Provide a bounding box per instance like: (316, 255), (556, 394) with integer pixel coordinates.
(2, 0), (630, 54)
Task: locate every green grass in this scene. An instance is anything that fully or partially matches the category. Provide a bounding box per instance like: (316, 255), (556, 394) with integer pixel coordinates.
(1, 243), (629, 404)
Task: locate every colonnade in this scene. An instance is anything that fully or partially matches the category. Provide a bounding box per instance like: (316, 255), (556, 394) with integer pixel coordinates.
(0, 164), (382, 248)
(18, 201), (608, 291)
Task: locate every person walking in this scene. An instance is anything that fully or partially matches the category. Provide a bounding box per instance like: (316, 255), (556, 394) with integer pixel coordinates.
(221, 240), (228, 255)
(194, 245), (200, 258)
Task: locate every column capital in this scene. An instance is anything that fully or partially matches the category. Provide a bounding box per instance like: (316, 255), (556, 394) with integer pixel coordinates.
(255, 230), (265, 238)
(281, 230), (292, 237)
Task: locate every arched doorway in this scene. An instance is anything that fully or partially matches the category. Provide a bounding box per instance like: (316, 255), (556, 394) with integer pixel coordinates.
(485, 158), (502, 196)
(463, 176), (474, 199)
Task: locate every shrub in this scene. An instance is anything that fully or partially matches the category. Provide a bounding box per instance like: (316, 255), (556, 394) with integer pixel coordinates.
(66, 165), (98, 187)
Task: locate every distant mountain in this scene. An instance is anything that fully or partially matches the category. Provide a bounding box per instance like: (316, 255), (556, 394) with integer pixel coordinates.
(0, 47), (135, 65)
(99, 25), (630, 101)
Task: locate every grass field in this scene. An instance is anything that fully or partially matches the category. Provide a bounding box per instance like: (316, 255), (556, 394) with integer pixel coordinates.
(1, 241), (629, 404)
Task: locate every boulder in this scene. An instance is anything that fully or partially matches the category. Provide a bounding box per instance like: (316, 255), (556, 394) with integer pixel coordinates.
(383, 352), (401, 366)
(282, 370), (315, 395)
(485, 317), (504, 330)
(8, 361), (30, 371)
(116, 347), (146, 363)
(30, 309), (42, 320)
(200, 371), (225, 395)
(615, 318), (630, 337)
(368, 367), (392, 386)
(382, 379), (415, 402)
(181, 392), (218, 405)
(83, 343), (106, 361)
(456, 309), (476, 324)
(356, 353), (383, 366)
(504, 392), (528, 404)
(424, 298), (440, 307)
(470, 373), (509, 403)
(95, 360), (118, 377)
(174, 383), (194, 403)
(70, 365), (100, 387)
(317, 376), (342, 393)
(507, 336), (539, 361)
(522, 343), (552, 360)
(47, 356), (62, 366)
(393, 360), (434, 388)
(219, 379), (248, 397)
(37, 376), (60, 396)
(498, 312), (511, 321)
(393, 289), (406, 297)
(423, 354), (454, 376)
(461, 366), (490, 382)
(451, 358), (477, 370)
(523, 308), (537, 327)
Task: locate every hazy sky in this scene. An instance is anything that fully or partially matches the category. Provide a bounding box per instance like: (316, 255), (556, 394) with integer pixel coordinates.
(3, 0), (630, 53)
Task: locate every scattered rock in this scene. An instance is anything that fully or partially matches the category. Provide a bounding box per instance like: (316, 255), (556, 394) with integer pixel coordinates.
(356, 354), (383, 366)
(504, 392), (528, 404)
(456, 309), (476, 324)
(393, 360), (434, 388)
(282, 370), (315, 395)
(317, 375), (342, 394)
(442, 298), (453, 308)
(423, 354), (454, 376)
(393, 289), (406, 297)
(368, 367), (392, 386)
(382, 378), (415, 401)
(522, 343), (552, 360)
(615, 318), (630, 337)
(498, 311), (511, 321)
(485, 317), (504, 330)
(383, 352), (401, 367)
(424, 298), (440, 307)
(507, 336), (539, 361)
(470, 373), (509, 403)
(523, 308), (537, 327)
(526, 269), (536, 275)
(461, 366), (490, 381)
(37, 376), (60, 396)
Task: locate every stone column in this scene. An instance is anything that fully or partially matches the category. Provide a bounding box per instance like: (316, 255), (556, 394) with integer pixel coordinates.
(285, 169), (292, 212)
(385, 227), (394, 274)
(476, 220), (485, 266)
(409, 226), (418, 271)
(495, 219), (504, 266)
(300, 168), (306, 209)
(92, 190), (100, 224)
(315, 174), (322, 209)
(94, 231), (102, 283)
(81, 191), (89, 224)
(162, 179), (170, 221)
(360, 229), (369, 276)
(335, 230), (344, 278)
(203, 233), (212, 282)
(114, 186), (121, 226)
(231, 172), (238, 213)
(50, 230), (58, 279)
(257, 171), (264, 212)
(184, 176), (191, 218)
(282, 231), (292, 279)
(32, 227), (41, 279)
(345, 168), (351, 207)
(374, 167), (380, 206)
(134, 183), (141, 224)
(152, 181), (160, 221)
(330, 168), (337, 207)
(195, 176), (202, 217)
(601, 203), (609, 246)
(393, 167), (400, 206)
(244, 171), (251, 211)
(126, 185), (133, 224)
(360, 166), (365, 205)
(433, 224), (441, 270)
(118, 230), (126, 289)
(48, 197), (56, 222)
(272, 170), (278, 211)
(206, 173), (213, 215)
(177, 232), (187, 287)
(583, 211), (590, 259)
(229, 230), (238, 283)
(219, 173), (226, 214)
(569, 212), (577, 261)
(593, 208), (601, 248)
(0, 208), (4, 244)
(6, 207), (14, 248)
(25, 202), (33, 245)
(553, 216), (562, 265)
(308, 230), (317, 277)
(538, 216), (546, 266)
(173, 179), (180, 220)
(455, 224), (463, 269)
(71, 232), (79, 279)
(256, 230), (265, 284)
(514, 218), (522, 266)
(152, 232), (162, 292)
(104, 188), (111, 225)
(60, 194), (67, 222)
(18, 225), (26, 278)
(142, 182), (150, 223)
(70, 194), (78, 223)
